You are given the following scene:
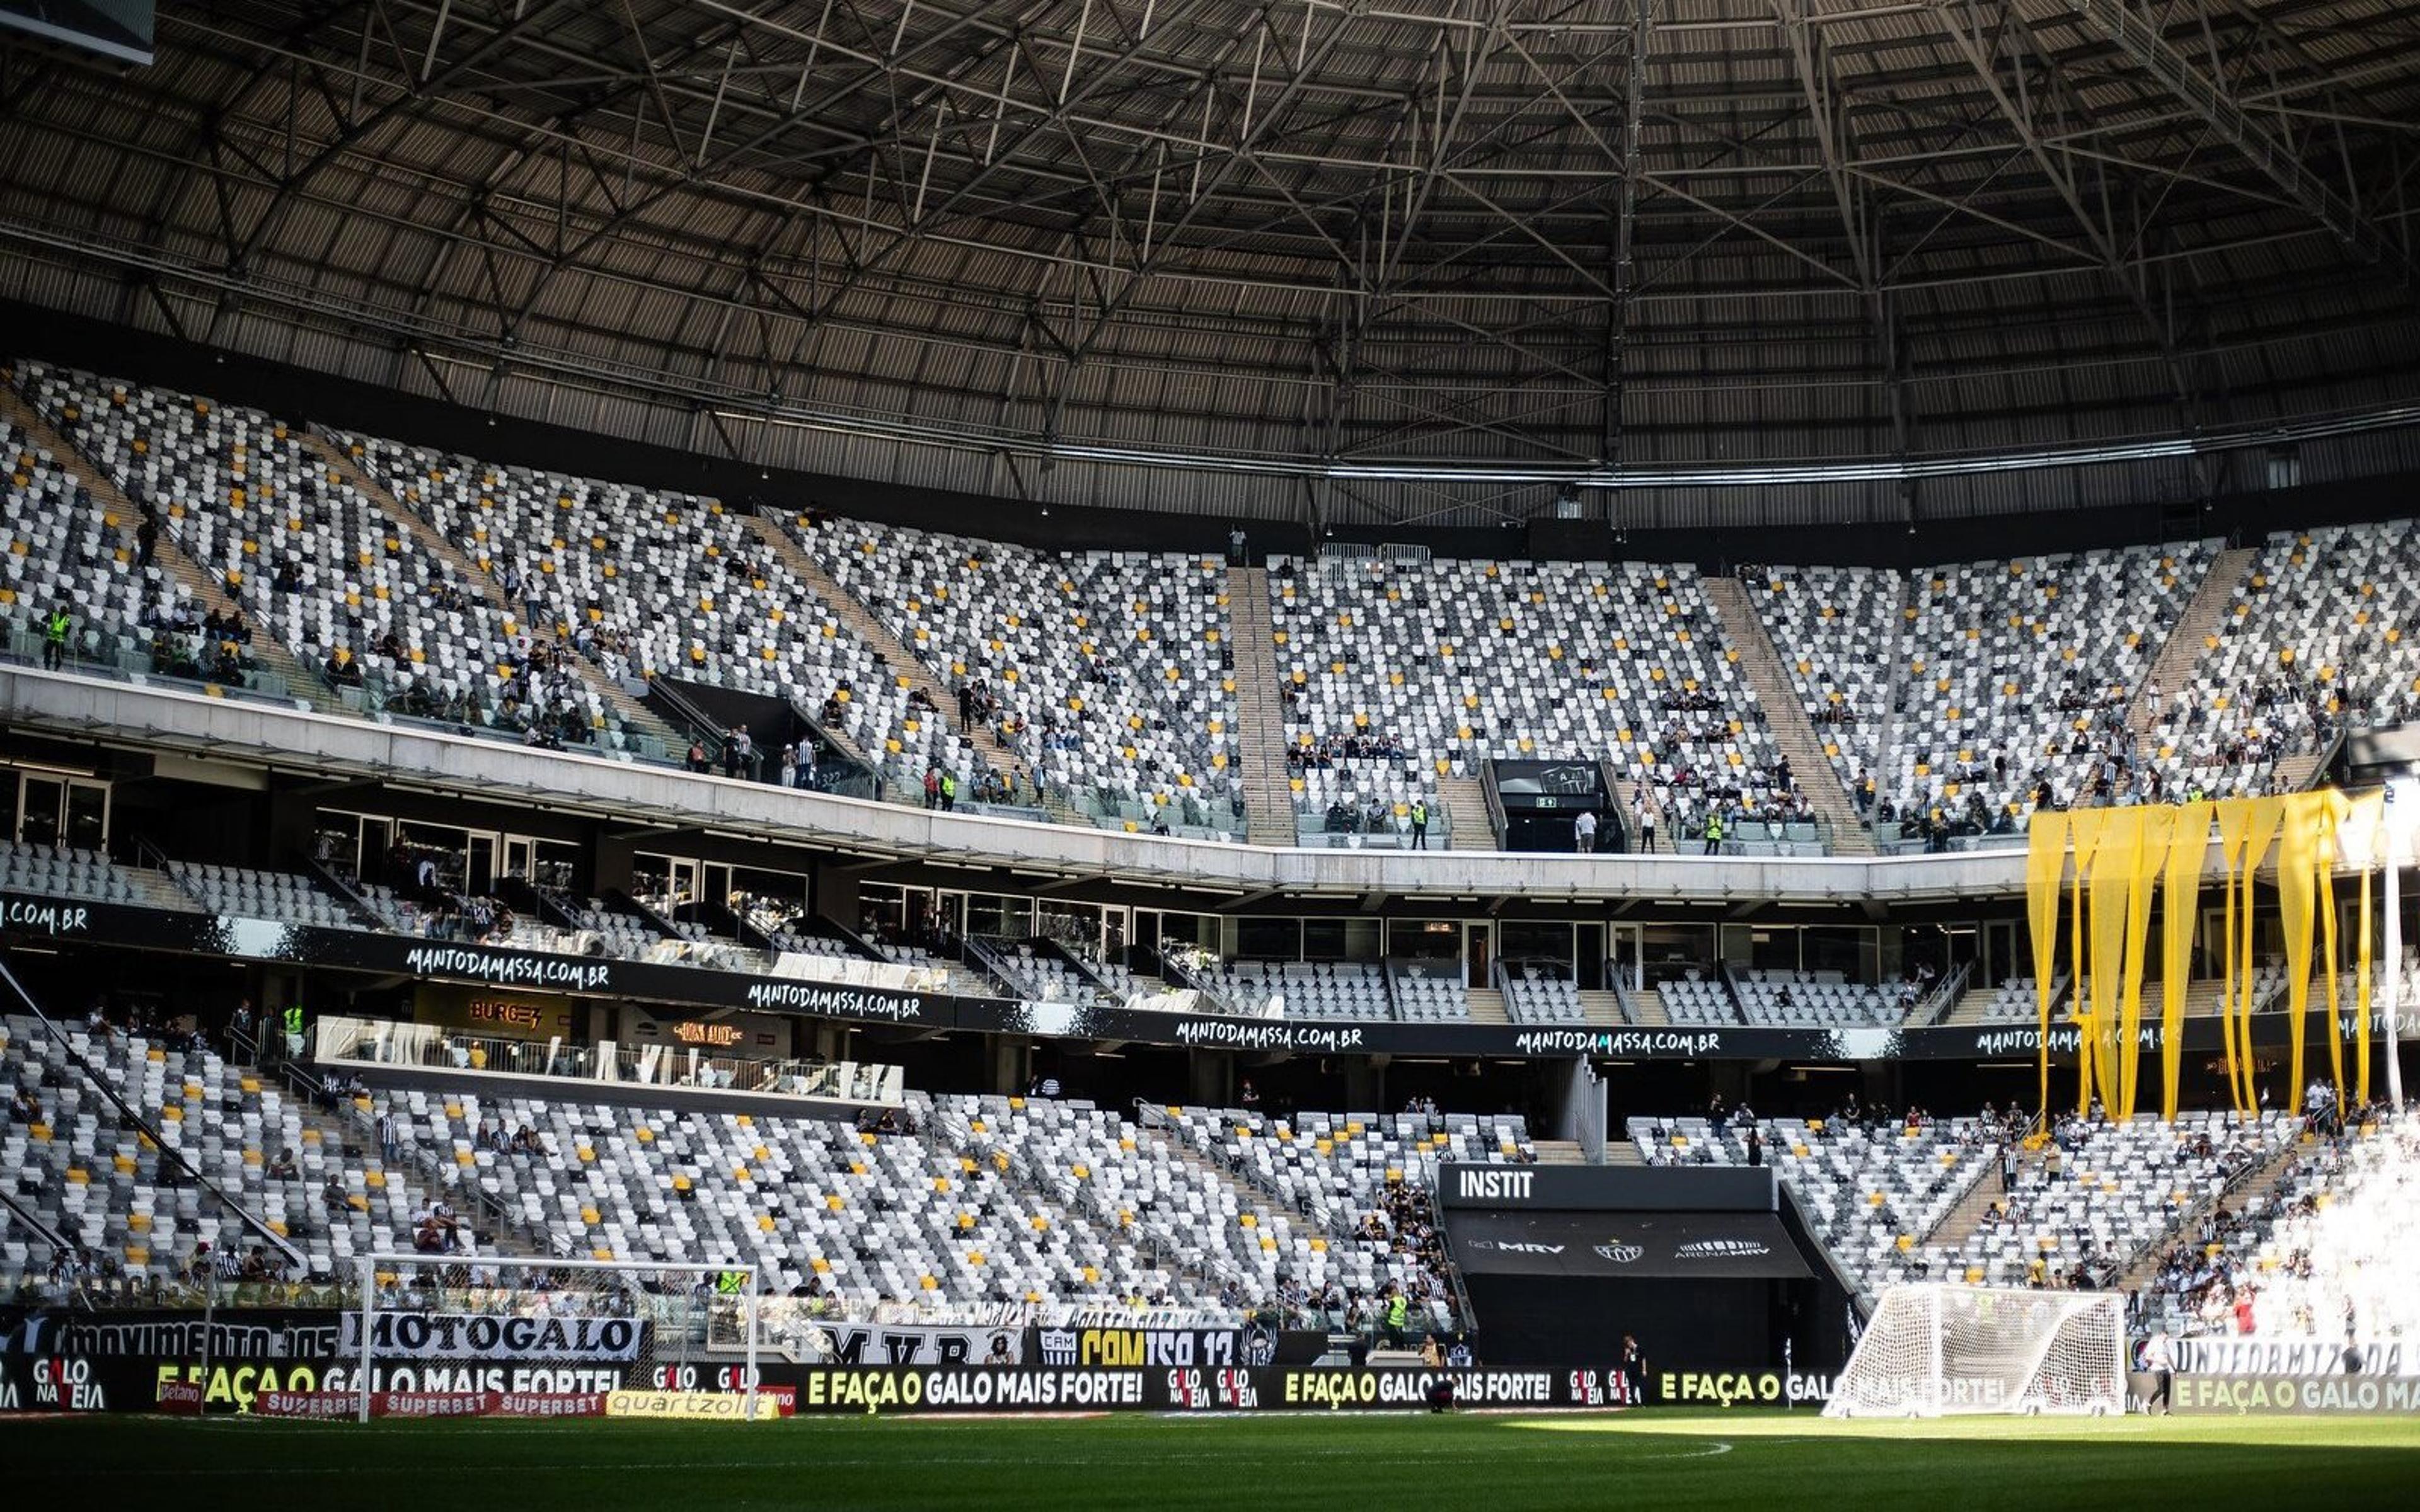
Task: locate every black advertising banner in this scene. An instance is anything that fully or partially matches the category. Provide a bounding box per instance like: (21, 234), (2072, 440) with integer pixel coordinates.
(793, 1321), (1023, 1366)
(6, 888), (2403, 1063)
(1025, 1324), (1309, 1368)
(1446, 1210), (1812, 1280)
(0, 1306), (638, 1414)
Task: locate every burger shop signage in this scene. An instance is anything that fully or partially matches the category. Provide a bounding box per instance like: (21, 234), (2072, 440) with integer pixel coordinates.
(413, 985), (576, 1040)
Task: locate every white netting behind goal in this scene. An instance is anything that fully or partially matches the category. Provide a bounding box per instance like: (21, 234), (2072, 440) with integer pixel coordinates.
(348, 1256), (761, 1420)
(1824, 1284), (2124, 1418)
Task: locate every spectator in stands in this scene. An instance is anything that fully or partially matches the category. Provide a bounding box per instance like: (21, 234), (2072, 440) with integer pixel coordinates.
(266, 1149), (298, 1181)
(322, 1174), (350, 1218)
(1634, 788), (1659, 853)
(923, 765), (941, 809)
(1574, 807), (1598, 854)
(1410, 798), (1429, 850)
(778, 744), (798, 789)
(40, 603), (69, 670)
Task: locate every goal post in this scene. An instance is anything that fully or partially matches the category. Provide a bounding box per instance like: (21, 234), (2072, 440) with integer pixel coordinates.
(351, 1254), (763, 1423)
(1824, 1283), (2125, 1418)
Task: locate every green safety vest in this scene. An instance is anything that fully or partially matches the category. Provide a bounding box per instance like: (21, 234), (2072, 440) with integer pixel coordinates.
(940, 774), (956, 796)
(1385, 1296), (1408, 1328)
(282, 1005), (304, 1038)
(1705, 815), (1723, 839)
(716, 1269), (747, 1295)
(44, 610), (69, 644)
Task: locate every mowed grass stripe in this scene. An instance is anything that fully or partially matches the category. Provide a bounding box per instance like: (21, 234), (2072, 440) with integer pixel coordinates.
(8, 1411), (2419, 1511)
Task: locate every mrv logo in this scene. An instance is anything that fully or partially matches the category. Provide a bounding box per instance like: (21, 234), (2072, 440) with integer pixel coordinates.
(1455, 1169), (1534, 1201)
(1676, 1239), (1771, 1259)
(1472, 1240), (1564, 1256)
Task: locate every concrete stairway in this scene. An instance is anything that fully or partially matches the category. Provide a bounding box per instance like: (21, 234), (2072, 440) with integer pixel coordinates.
(1224, 566), (1299, 847)
(1434, 774), (1497, 851)
(299, 430), (689, 757)
(1628, 987), (1669, 1026)
(0, 389), (351, 716)
(1605, 1137), (1647, 1167)
(1942, 981), (2015, 1026)
(742, 513), (1040, 806)
(1701, 574), (1876, 856)
(2114, 1135), (2307, 1296)
(1464, 987), (1507, 1024)
(1531, 1139), (1587, 1165)
(2129, 544), (2256, 752)
(1578, 988), (1625, 1026)
(2269, 745), (2334, 793)
(1920, 1155), (2013, 1253)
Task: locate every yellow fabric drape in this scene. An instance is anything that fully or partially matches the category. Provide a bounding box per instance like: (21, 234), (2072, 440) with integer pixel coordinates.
(2086, 811), (2136, 1117)
(2313, 788), (2351, 1118)
(2118, 806), (2172, 1120)
(2066, 810), (2111, 1116)
(2026, 810), (2072, 1118)
(2278, 791), (2323, 1108)
(2349, 791), (2384, 1106)
(2213, 800), (2258, 1116)
(2160, 803), (2213, 1122)
(2235, 798), (2288, 1113)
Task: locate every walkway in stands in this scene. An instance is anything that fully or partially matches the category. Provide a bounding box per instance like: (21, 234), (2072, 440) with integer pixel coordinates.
(1434, 774), (1497, 851)
(0, 389), (351, 716)
(2128, 543), (2256, 756)
(1224, 565), (1298, 846)
(2113, 1133), (2308, 1296)
(304, 429), (689, 756)
(1701, 574), (1875, 856)
(743, 513), (1044, 810)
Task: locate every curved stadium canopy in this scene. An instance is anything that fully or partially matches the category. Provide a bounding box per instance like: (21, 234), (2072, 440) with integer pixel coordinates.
(1, 0), (2418, 527)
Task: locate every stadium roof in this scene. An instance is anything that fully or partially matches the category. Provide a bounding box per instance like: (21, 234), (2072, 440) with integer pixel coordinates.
(4, 0), (2420, 529)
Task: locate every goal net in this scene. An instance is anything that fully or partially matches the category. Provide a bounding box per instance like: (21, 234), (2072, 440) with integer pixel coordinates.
(343, 1254), (763, 1421)
(1824, 1284), (2124, 1418)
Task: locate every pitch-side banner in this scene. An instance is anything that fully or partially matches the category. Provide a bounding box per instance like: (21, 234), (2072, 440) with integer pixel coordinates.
(791, 1321), (1022, 1366)
(340, 1312), (647, 1363)
(2169, 1374), (2420, 1416)
(2164, 1335), (2411, 1378)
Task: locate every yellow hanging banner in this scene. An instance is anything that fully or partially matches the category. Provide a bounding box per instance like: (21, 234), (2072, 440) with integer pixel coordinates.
(2025, 810), (2071, 1118)
(2235, 798), (2288, 1114)
(2313, 788), (2351, 1118)
(2160, 803), (2213, 1122)
(2212, 799), (2257, 1116)
(2277, 791), (2324, 1107)
(2348, 791), (2384, 1106)
(2118, 806), (2172, 1120)
(2066, 809), (2111, 1116)
(2086, 811), (2135, 1117)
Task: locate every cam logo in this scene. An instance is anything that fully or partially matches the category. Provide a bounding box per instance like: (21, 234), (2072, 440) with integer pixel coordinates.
(1594, 1240), (1644, 1264)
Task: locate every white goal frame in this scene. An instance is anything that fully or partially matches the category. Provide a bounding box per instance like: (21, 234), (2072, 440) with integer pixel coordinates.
(354, 1254), (762, 1422)
(1824, 1283), (2125, 1419)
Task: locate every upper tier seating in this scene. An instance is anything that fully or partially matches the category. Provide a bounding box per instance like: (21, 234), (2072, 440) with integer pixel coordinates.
(338, 440), (958, 784)
(2158, 521), (2420, 796)
(810, 516), (1238, 823)
(1269, 554), (1790, 840)
(1749, 542), (2216, 827)
(20, 365), (616, 743)
(0, 409), (199, 679)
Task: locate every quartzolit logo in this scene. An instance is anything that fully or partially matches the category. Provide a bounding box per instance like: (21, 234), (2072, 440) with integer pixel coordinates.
(1675, 1239), (1771, 1259)
(1593, 1240), (1644, 1264)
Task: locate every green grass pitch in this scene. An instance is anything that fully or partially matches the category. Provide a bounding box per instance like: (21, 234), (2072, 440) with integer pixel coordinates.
(9, 1411), (2419, 1509)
